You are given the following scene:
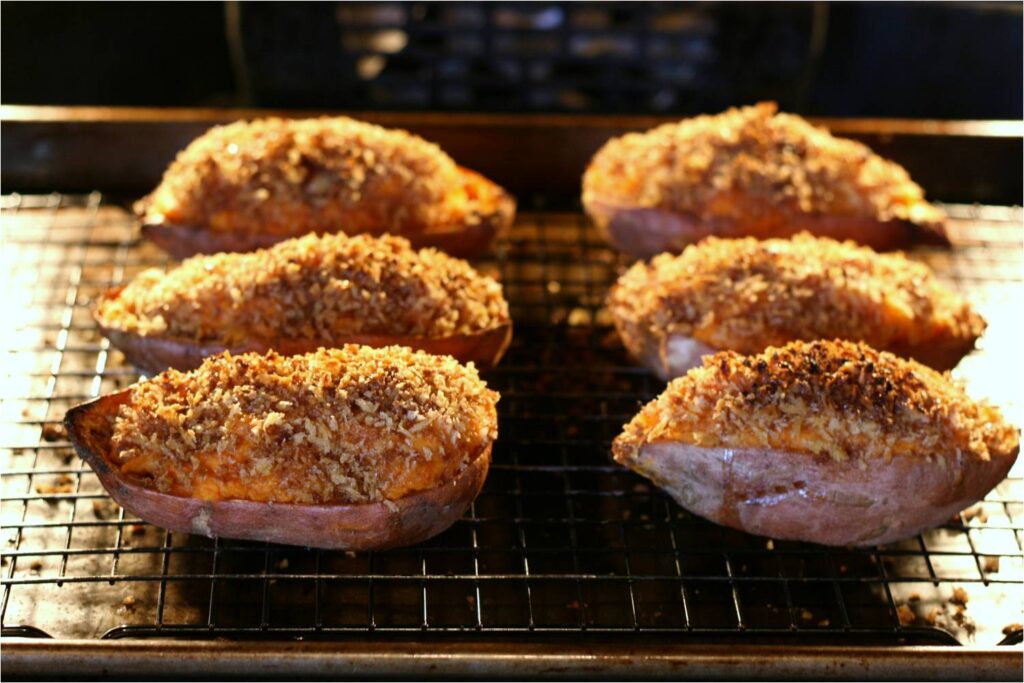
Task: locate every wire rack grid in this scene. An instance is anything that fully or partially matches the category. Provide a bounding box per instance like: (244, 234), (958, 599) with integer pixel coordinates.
(0, 193), (1021, 646)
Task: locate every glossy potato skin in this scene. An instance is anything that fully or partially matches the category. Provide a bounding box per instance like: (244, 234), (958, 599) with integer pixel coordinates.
(587, 198), (948, 260)
(627, 441), (1018, 546)
(96, 289), (512, 376)
(141, 168), (516, 259)
(65, 390), (491, 550)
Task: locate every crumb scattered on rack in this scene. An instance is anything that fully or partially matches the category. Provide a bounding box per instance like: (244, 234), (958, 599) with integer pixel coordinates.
(951, 587), (969, 606)
(41, 424), (66, 442)
(800, 609), (813, 621)
(896, 604), (915, 626)
(908, 592), (921, 602)
(1003, 623), (1023, 636)
(962, 505), (989, 524)
(982, 556), (1000, 573)
(122, 595), (136, 608)
(35, 475), (74, 495)
(92, 499), (120, 520)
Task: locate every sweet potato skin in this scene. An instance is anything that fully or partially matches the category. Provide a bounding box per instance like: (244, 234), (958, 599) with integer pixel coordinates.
(65, 389), (490, 550)
(140, 168), (515, 259)
(587, 198), (948, 259)
(625, 441), (1018, 547)
(96, 289), (512, 376)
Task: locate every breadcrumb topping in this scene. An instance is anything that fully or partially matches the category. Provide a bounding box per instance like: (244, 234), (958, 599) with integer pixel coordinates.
(96, 232), (509, 345)
(109, 346), (499, 505)
(584, 102), (944, 227)
(140, 117), (478, 237)
(614, 340), (1018, 466)
(608, 232), (983, 357)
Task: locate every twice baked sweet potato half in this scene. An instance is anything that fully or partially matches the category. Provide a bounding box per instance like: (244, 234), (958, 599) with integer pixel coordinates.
(608, 233), (985, 379)
(65, 346), (499, 550)
(583, 102), (947, 257)
(613, 340), (1019, 547)
(95, 232), (512, 375)
(136, 117), (515, 258)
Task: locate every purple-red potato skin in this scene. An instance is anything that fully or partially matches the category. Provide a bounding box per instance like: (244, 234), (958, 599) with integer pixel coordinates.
(96, 288), (512, 376)
(588, 198), (947, 260)
(141, 168), (515, 259)
(64, 390), (490, 550)
(629, 442), (1017, 547)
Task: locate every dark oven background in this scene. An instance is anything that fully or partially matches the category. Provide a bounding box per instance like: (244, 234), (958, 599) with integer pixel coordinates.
(3, 1), (1022, 119)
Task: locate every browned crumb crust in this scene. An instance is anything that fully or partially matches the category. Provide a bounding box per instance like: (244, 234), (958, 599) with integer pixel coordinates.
(608, 232), (984, 355)
(613, 340), (1018, 465)
(96, 232), (509, 346)
(140, 117), (475, 237)
(110, 346), (499, 505)
(583, 102), (944, 227)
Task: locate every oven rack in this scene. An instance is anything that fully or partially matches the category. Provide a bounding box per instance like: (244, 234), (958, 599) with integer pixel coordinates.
(0, 194), (1021, 650)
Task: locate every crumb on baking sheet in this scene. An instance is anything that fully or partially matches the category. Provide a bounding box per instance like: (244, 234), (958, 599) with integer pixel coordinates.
(896, 604), (916, 626)
(41, 424), (66, 442)
(1003, 623), (1023, 636)
(122, 595), (136, 608)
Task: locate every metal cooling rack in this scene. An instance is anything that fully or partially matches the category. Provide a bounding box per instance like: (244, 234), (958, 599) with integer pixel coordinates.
(1, 194), (1021, 647)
